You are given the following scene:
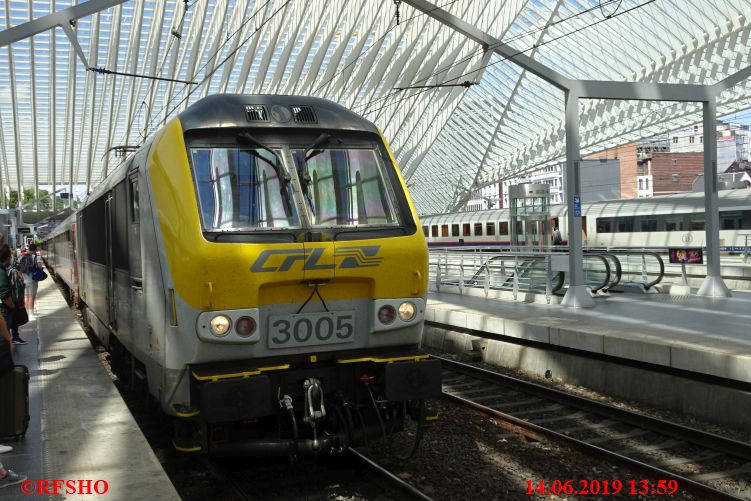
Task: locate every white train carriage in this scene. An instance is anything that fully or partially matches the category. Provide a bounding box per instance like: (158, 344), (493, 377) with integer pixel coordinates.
(421, 189), (751, 251)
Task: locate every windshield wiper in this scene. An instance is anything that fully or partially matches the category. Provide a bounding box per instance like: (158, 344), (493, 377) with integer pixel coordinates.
(305, 133), (332, 161)
(237, 132), (292, 213)
(298, 133), (335, 213)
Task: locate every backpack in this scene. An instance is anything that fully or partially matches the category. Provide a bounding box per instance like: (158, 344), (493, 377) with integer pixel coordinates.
(18, 254), (33, 275)
(28, 256), (47, 282)
(8, 266), (25, 305)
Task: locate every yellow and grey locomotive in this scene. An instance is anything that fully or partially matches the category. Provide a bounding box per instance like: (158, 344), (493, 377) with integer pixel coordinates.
(43, 94), (440, 455)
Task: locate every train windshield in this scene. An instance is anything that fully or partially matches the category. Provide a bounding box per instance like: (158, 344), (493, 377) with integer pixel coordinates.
(190, 147), (299, 230)
(291, 148), (400, 227)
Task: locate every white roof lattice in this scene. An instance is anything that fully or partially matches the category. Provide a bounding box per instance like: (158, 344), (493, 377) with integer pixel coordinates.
(0, 0), (749, 214)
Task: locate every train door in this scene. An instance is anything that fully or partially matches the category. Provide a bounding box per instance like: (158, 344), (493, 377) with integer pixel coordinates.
(105, 193), (116, 328)
(127, 171), (146, 355)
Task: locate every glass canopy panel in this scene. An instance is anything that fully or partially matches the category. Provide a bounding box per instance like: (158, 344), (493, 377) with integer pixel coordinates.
(0, 0), (747, 215)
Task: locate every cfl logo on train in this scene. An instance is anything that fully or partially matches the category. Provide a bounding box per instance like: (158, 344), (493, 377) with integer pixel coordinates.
(251, 245), (383, 272)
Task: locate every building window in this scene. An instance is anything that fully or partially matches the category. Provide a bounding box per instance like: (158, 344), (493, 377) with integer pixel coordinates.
(689, 136), (695, 143)
(693, 125), (699, 132)
(672, 137), (678, 143)
(672, 173), (679, 183)
(638, 179), (643, 190)
(672, 159), (678, 165)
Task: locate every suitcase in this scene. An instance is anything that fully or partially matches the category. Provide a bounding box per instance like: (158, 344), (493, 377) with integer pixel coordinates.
(0, 365), (30, 440)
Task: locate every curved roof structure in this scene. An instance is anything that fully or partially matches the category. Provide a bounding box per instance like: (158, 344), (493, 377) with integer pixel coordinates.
(0, 0), (750, 214)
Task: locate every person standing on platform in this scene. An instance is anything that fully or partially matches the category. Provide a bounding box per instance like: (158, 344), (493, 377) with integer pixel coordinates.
(0, 245), (26, 489)
(5, 246), (26, 345)
(0, 315), (26, 489)
(552, 226), (563, 246)
(0, 247), (16, 345)
(21, 243), (40, 317)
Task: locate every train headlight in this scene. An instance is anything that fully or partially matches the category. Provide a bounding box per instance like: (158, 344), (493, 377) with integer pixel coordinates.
(209, 315), (232, 337)
(398, 301), (416, 321)
(235, 316), (256, 338)
(377, 305), (396, 325)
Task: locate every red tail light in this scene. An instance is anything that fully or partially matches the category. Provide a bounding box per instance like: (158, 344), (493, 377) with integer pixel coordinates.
(235, 316), (256, 337)
(377, 305), (396, 325)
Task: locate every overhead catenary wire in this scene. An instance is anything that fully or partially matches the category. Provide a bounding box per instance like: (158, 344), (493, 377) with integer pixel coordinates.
(139, 0), (284, 144)
(359, 0), (660, 118)
(353, 0), (633, 116)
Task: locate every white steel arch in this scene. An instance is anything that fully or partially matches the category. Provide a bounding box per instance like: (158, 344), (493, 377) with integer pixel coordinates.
(0, 0), (748, 215)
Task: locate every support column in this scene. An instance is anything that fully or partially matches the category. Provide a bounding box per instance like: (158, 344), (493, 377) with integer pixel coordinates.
(697, 97), (731, 297)
(561, 91), (594, 307)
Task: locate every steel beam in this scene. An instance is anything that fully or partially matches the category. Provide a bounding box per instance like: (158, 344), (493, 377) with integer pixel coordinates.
(561, 92), (594, 308)
(569, 80), (713, 103)
(697, 97), (731, 298)
(712, 64), (751, 96)
(401, 0), (571, 91)
(0, 0), (126, 47)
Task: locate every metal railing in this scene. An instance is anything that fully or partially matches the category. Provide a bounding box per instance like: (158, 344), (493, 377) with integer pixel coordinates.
(429, 247), (611, 302)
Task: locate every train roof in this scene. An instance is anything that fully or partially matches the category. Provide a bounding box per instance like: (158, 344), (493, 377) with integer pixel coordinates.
(420, 189), (751, 224)
(177, 94), (380, 135)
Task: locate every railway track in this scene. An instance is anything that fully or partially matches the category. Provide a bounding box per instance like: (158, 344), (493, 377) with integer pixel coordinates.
(205, 447), (432, 501)
(436, 355), (751, 500)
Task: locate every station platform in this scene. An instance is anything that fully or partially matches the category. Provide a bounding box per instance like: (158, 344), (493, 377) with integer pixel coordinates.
(0, 277), (179, 499)
(424, 288), (751, 429)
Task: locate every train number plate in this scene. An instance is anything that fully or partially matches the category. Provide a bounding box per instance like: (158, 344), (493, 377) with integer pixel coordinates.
(268, 311), (355, 349)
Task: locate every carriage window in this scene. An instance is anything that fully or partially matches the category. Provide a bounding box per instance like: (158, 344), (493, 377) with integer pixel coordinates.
(596, 218), (612, 233)
(431, 225), (438, 237)
(720, 211), (741, 230)
(616, 217), (633, 232)
(664, 217), (682, 232)
(422, 226), (428, 237)
(639, 218), (657, 232)
(451, 224), (459, 237)
(441, 225), (448, 237)
(474, 223), (483, 236)
(689, 218), (704, 231)
(190, 147), (299, 230)
(462, 223), (471, 236)
(486, 222), (496, 236)
(293, 148), (399, 227)
(499, 222), (508, 235)
(130, 178), (139, 221)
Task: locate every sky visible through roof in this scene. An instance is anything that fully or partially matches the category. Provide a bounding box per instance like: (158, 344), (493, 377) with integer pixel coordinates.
(0, 0), (749, 214)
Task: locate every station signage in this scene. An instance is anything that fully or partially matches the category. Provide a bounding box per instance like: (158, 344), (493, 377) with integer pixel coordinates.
(573, 196), (581, 218)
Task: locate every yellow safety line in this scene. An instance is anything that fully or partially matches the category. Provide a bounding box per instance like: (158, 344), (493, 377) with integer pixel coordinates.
(191, 364), (290, 382)
(172, 441), (202, 453)
(175, 409), (200, 418)
(336, 355), (429, 364)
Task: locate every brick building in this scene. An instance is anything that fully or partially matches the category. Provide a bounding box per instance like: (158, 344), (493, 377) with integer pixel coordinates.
(647, 152), (704, 195)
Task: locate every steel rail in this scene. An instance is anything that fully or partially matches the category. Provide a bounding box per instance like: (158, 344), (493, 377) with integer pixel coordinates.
(436, 355), (748, 501)
(347, 448), (434, 501)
